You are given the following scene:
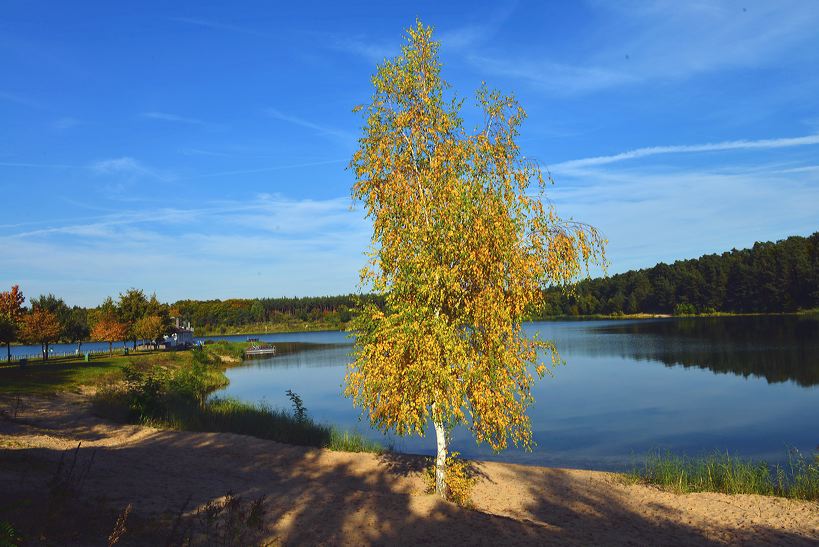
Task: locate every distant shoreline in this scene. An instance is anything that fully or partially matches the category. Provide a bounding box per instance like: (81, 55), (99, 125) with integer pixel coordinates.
(6, 310), (818, 350)
(534, 309), (819, 322)
(200, 309), (819, 337)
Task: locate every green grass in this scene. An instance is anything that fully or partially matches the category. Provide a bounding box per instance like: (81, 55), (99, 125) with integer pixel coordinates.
(629, 449), (819, 500)
(188, 398), (381, 452)
(202, 340), (251, 360)
(90, 349), (381, 454)
(327, 428), (384, 453)
(0, 350), (193, 395)
(187, 397), (334, 447)
(94, 393), (381, 453)
(0, 355), (126, 394)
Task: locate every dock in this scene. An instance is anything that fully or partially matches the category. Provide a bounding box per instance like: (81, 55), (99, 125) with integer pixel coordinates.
(245, 344), (277, 358)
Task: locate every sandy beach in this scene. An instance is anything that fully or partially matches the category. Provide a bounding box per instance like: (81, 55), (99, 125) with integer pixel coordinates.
(1, 393), (816, 546)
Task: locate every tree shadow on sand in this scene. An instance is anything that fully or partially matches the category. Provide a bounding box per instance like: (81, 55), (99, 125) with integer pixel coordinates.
(1, 400), (817, 545)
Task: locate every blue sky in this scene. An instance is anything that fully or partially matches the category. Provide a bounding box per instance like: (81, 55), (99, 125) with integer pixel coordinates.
(2, 1), (818, 307)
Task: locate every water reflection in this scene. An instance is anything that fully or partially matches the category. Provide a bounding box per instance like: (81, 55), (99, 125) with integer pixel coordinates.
(242, 342), (349, 369)
(585, 316), (819, 387)
(216, 317), (819, 470)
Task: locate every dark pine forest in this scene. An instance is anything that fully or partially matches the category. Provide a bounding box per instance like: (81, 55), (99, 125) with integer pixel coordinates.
(538, 232), (819, 317)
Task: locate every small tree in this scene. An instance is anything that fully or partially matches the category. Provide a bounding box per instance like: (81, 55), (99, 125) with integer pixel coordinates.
(133, 315), (167, 349)
(345, 22), (605, 499)
(20, 309), (62, 360)
(118, 288), (149, 349)
(29, 293), (69, 318)
(0, 285), (25, 362)
(63, 307), (90, 354)
(91, 316), (129, 355)
(0, 316), (16, 362)
(146, 293), (173, 334)
(250, 300), (265, 323)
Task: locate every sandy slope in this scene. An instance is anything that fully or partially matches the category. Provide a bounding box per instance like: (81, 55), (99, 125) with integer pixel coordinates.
(0, 393), (816, 546)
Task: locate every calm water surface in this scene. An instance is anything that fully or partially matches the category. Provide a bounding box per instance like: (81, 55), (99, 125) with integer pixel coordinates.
(213, 316), (819, 471)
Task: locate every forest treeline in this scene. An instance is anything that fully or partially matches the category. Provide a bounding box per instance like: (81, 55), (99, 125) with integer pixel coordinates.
(537, 232), (819, 317)
(0, 288), (384, 360)
(171, 294), (384, 333)
(2, 232), (816, 360)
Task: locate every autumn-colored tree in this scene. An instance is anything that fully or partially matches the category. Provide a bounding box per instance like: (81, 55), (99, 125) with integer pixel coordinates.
(118, 288), (149, 349)
(345, 22), (605, 498)
(132, 315), (167, 348)
(20, 309), (62, 360)
(91, 316), (129, 355)
(0, 285), (25, 362)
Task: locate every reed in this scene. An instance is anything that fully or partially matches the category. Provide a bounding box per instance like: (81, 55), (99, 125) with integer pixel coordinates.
(630, 449), (819, 500)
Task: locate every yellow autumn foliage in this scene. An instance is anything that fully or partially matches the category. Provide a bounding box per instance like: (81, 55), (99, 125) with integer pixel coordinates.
(346, 21), (605, 458)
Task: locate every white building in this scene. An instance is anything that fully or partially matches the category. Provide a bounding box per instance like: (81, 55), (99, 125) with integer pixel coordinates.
(164, 318), (195, 348)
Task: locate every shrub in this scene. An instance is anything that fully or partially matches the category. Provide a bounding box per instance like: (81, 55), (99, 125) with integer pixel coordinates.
(285, 389), (306, 422)
(673, 303), (697, 316)
(0, 520), (20, 547)
(424, 452), (478, 507)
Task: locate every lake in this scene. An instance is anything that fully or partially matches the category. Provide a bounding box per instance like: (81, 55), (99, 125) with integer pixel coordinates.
(7, 316), (816, 470)
(211, 316), (819, 471)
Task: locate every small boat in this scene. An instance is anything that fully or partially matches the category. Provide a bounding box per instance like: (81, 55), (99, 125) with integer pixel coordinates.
(245, 344), (276, 358)
(246, 337), (260, 342)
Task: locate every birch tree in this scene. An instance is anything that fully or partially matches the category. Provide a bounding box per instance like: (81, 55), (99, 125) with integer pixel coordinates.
(345, 22), (606, 499)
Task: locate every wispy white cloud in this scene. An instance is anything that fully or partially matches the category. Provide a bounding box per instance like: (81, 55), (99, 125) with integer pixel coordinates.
(551, 134), (819, 172)
(329, 36), (397, 63)
(538, 129), (819, 274)
(547, 161), (819, 273)
(468, 56), (636, 94)
(331, 8), (513, 63)
(1, 156), (169, 180)
(474, 1), (819, 94)
(777, 165), (819, 175)
(90, 156), (171, 182)
(0, 196), (369, 306)
(91, 156), (144, 175)
(264, 108), (354, 141)
(168, 17), (264, 36)
(179, 147), (231, 157)
(187, 158), (346, 180)
(0, 160), (82, 169)
(52, 117), (84, 130)
(590, 1), (819, 79)
(6, 207), (217, 239)
(0, 152), (341, 181)
(438, 26), (487, 50)
(437, 3), (516, 50)
(141, 111), (209, 126)
(0, 90), (46, 109)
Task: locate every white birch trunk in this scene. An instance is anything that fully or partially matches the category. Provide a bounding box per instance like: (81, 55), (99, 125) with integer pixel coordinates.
(434, 419), (448, 498)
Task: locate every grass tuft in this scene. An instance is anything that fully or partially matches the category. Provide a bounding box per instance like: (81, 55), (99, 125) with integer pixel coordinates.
(327, 429), (383, 453)
(630, 448), (819, 500)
